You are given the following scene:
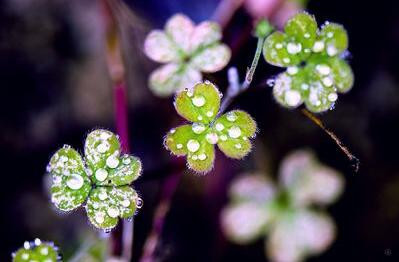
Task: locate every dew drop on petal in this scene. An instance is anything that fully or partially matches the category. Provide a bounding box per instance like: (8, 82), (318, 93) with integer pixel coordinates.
(66, 174), (84, 190)
(192, 123), (206, 134)
(121, 199), (130, 207)
(215, 123), (224, 131)
(322, 77), (333, 87)
(206, 133), (219, 144)
(187, 139), (200, 152)
(226, 112), (237, 122)
(107, 207), (120, 218)
(316, 64), (331, 75)
(235, 143), (242, 149)
(286, 42), (302, 54)
(192, 95), (206, 107)
(206, 111), (214, 117)
(176, 143), (183, 149)
(313, 41), (325, 52)
(328, 92), (338, 102)
(287, 66), (298, 75)
(283, 57), (291, 64)
(228, 126), (242, 138)
(327, 45), (338, 56)
(106, 156), (119, 169)
(95, 169), (108, 182)
(197, 116), (203, 121)
(198, 154), (207, 160)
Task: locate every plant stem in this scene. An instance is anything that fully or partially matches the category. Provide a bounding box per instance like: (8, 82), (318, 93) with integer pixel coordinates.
(219, 35), (265, 114)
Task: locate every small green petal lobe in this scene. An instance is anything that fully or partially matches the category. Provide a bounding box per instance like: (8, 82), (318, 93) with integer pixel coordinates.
(215, 110), (257, 159)
(328, 57), (354, 93)
(48, 147), (91, 211)
(319, 23), (348, 57)
(86, 186), (138, 230)
(144, 30), (180, 63)
(187, 137), (215, 173)
(164, 124), (193, 156)
(284, 12), (317, 50)
(175, 81), (221, 124)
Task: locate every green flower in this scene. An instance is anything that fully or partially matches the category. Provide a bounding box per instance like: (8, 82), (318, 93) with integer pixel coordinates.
(47, 129), (142, 231)
(144, 13), (231, 97)
(221, 150), (344, 262)
(12, 239), (60, 262)
(164, 82), (257, 173)
(263, 12), (354, 113)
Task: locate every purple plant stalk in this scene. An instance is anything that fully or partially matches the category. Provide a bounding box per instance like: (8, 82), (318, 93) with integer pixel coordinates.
(113, 81), (134, 261)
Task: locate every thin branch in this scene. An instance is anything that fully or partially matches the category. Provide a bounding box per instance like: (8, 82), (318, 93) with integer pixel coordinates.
(301, 108), (359, 172)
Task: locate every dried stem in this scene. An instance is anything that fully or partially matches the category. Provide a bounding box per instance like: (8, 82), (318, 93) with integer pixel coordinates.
(301, 108), (359, 172)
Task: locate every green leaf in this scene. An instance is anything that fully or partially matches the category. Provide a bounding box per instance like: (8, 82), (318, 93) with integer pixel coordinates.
(164, 124), (195, 156)
(106, 155), (142, 186)
(328, 57), (354, 93)
(186, 135), (215, 173)
(174, 82), (221, 124)
(86, 186), (138, 230)
(214, 110), (257, 159)
(272, 71), (304, 108)
(319, 23), (348, 57)
(84, 129), (122, 184)
(263, 32), (302, 67)
(48, 147), (91, 211)
(13, 240), (59, 262)
(190, 44), (231, 73)
(284, 12), (317, 51)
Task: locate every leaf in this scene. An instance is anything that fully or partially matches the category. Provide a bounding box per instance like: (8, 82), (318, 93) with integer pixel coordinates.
(48, 147), (91, 211)
(149, 63), (202, 97)
(263, 32), (302, 67)
(186, 135), (215, 173)
(164, 124), (195, 156)
(144, 30), (180, 63)
(214, 110), (257, 159)
(86, 186), (138, 230)
(190, 44), (231, 73)
(284, 12), (318, 51)
(189, 21), (222, 53)
(319, 23), (348, 57)
(328, 57), (354, 93)
(272, 71), (305, 108)
(102, 155), (142, 186)
(174, 82), (221, 124)
(165, 13), (194, 54)
(84, 129), (122, 184)
(13, 240), (59, 262)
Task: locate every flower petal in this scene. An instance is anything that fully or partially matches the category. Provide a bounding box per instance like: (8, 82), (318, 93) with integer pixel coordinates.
(174, 81), (221, 124)
(48, 147), (91, 211)
(149, 63), (201, 97)
(328, 57), (354, 93)
(190, 21), (222, 53)
(319, 23), (348, 57)
(86, 186), (138, 230)
(165, 13), (195, 54)
(229, 174), (276, 203)
(263, 32), (302, 67)
(144, 30), (180, 63)
(221, 202), (271, 244)
(187, 137), (215, 173)
(215, 110), (257, 159)
(279, 150), (344, 206)
(84, 129), (121, 184)
(190, 44), (231, 72)
(284, 12), (318, 50)
(267, 210), (335, 262)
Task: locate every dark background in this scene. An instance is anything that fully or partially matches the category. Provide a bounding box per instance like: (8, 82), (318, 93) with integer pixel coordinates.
(1, 0), (399, 261)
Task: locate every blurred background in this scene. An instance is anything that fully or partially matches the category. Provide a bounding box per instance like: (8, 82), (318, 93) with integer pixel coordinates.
(1, 0), (399, 261)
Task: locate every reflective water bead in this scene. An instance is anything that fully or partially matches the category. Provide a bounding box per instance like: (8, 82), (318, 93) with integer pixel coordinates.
(327, 45), (338, 56)
(316, 64), (331, 75)
(106, 155), (119, 168)
(96, 142), (109, 153)
(284, 90), (302, 107)
(187, 139), (200, 152)
(322, 77), (333, 87)
(215, 123), (224, 131)
(176, 143), (183, 149)
(235, 143), (242, 149)
(95, 169), (108, 182)
(286, 42), (302, 54)
(228, 126), (242, 138)
(226, 112), (237, 122)
(107, 207), (120, 218)
(98, 191), (108, 200)
(206, 132), (219, 144)
(121, 199), (130, 207)
(206, 111), (214, 117)
(220, 135), (228, 141)
(313, 41), (325, 52)
(328, 93), (338, 102)
(287, 66), (298, 75)
(66, 174), (84, 190)
(192, 123), (206, 134)
(198, 154), (207, 160)
(192, 95), (206, 107)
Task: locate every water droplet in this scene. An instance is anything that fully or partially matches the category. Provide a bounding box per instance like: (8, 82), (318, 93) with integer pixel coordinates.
(283, 57), (291, 64)
(242, 136), (248, 141)
(192, 95), (206, 107)
(60, 155), (68, 163)
(121, 199), (130, 207)
(97, 142), (109, 153)
(316, 64), (331, 75)
(228, 126), (242, 139)
(186, 90), (193, 97)
(287, 66), (298, 75)
(328, 92), (338, 102)
(192, 155), (198, 160)
(176, 144), (183, 149)
(197, 116), (203, 121)
(206, 133), (219, 144)
(327, 45), (338, 56)
(226, 112), (237, 122)
(312, 41), (325, 52)
(62, 144), (71, 149)
(122, 157), (131, 165)
(170, 129), (176, 134)
(95, 213), (105, 224)
(198, 154), (207, 160)
(206, 111), (214, 117)
(275, 43), (283, 49)
(66, 174), (84, 190)
(304, 33), (310, 38)
(136, 197), (143, 209)
(187, 139), (200, 152)
(235, 143), (242, 149)
(301, 83), (309, 90)
(107, 207), (120, 218)
(34, 238), (41, 246)
(106, 155), (119, 168)
(322, 76), (333, 87)
(286, 42), (302, 54)
(284, 90), (302, 107)
(21, 253), (29, 260)
(220, 135), (228, 141)
(327, 32), (334, 38)
(40, 247), (49, 256)
(24, 241), (30, 249)
(215, 123), (224, 131)
(95, 169), (108, 182)
(98, 191), (108, 200)
(192, 123), (206, 134)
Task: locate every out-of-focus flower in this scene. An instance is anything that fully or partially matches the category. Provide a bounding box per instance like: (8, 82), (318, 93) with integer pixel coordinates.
(264, 12), (354, 113)
(221, 150), (344, 262)
(144, 14), (231, 97)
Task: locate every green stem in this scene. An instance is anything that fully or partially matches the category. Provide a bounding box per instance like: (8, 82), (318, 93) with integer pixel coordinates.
(241, 36), (265, 91)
